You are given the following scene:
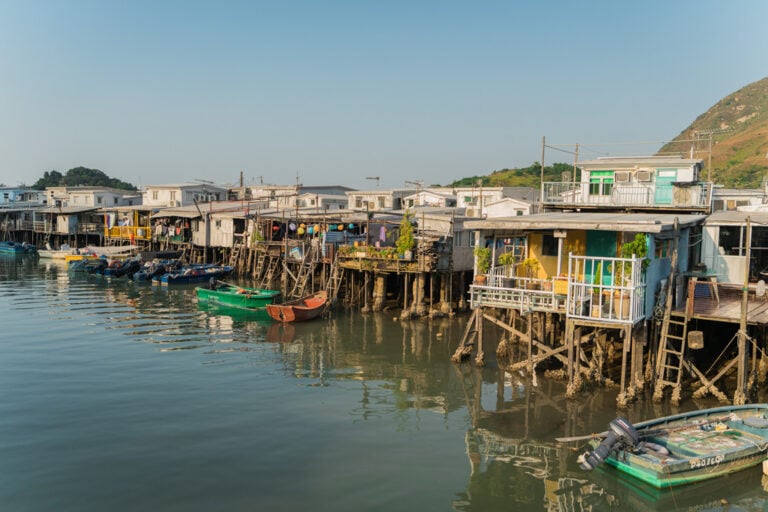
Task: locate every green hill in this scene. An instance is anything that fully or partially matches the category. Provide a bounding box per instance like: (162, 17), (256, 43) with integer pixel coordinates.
(659, 76), (768, 188)
(449, 162), (574, 188)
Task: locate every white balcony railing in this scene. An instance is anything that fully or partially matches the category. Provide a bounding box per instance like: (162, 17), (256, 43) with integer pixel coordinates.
(542, 182), (711, 209)
(469, 254), (646, 324)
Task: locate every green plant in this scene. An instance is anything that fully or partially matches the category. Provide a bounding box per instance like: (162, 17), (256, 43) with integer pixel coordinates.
(520, 257), (540, 278)
(474, 246), (492, 275)
(498, 251), (516, 267)
(616, 233), (648, 285)
(396, 211), (415, 256)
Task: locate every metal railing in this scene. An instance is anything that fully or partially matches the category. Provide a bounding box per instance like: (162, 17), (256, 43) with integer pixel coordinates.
(469, 254), (646, 324)
(542, 182), (711, 209)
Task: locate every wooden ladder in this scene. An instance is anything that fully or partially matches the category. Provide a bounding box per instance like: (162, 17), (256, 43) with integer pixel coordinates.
(252, 249), (266, 280)
(654, 308), (689, 399)
(229, 236), (245, 268)
(289, 252), (315, 299)
(325, 254), (344, 305)
(258, 255), (280, 289)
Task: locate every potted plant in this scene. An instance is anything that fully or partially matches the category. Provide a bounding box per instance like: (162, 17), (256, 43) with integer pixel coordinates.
(396, 211), (415, 260)
(519, 257), (540, 288)
(474, 246), (491, 283)
(498, 251), (517, 287)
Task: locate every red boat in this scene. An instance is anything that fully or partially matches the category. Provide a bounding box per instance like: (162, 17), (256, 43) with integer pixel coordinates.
(266, 291), (328, 322)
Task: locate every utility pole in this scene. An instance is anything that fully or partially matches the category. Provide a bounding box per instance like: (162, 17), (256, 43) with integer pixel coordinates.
(540, 136), (545, 213)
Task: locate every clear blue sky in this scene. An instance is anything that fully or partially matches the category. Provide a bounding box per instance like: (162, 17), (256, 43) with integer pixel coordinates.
(1, 0), (766, 189)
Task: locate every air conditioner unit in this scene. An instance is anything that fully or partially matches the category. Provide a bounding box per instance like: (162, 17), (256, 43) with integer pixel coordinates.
(673, 187), (692, 206)
(636, 170), (652, 182)
(168, 200), (180, 207)
(615, 171), (631, 183)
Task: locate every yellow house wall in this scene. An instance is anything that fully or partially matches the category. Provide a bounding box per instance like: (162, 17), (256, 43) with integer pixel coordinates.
(522, 231), (588, 278)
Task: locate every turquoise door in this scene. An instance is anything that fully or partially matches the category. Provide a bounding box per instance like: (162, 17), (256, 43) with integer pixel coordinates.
(586, 231), (617, 284)
(654, 169), (677, 204)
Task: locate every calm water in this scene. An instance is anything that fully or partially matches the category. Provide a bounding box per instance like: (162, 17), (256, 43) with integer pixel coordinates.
(1, 255), (767, 512)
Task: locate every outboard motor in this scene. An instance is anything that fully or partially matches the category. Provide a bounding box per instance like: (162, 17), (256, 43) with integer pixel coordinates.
(578, 417), (639, 471)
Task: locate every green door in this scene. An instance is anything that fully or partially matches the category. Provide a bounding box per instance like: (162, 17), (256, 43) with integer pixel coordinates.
(654, 168), (677, 204)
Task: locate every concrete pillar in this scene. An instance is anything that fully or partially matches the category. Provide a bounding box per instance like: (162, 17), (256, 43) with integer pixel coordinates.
(372, 274), (387, 311)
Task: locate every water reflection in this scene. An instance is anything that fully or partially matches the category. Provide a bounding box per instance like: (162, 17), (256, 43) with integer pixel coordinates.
(3, 255), (768, 511)
(452, 365), (768, 511)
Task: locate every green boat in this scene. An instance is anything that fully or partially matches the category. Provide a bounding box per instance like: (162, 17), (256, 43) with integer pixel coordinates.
(195, 282), (281, 310)
(565, 404), (768, 489)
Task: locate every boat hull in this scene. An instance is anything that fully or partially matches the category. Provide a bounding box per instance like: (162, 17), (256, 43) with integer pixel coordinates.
(0, 241), (36, 254)
(266, 291), (328, 322)
(196, 285), (281, 310)
(584, 404), (768, 489)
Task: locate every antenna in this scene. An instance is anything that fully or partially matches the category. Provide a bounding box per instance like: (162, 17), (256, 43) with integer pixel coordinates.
(366, 176), (380, 188)
(404, 180), (423, 189)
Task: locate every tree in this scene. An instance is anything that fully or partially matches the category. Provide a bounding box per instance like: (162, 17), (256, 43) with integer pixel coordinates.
(32, 167), (136, 190)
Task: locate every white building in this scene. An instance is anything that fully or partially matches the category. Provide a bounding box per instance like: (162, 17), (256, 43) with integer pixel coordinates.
(143, 183), (226, 208)
(46, 186), (139, 208)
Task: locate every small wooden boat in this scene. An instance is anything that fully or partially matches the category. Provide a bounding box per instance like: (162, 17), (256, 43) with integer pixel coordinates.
(564, 404), (768, 489)
(266, 291), (328, 322)
(196, 282), (281, 310)
(153, 264), (233, 286)
(0, 241), (36, 254)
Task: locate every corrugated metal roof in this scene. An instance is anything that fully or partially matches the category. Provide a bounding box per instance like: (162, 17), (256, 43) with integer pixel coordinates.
(704, 211), (768, 225)
(464, 212), (706, 233)
(577, 156), (703, 168)
(35, 206), (101, 214)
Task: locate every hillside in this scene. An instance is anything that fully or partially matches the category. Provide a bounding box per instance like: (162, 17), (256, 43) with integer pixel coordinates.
(659, 76), (768, 188)
(452, 77), (768, 189)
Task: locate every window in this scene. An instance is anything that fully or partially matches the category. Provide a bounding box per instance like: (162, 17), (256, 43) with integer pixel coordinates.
(152, 191), (158, 200)
(113, 197), (118, 204)
(719, 227), (742, 255)
(654, 239), (671, 258)
(355, 197), (362, 208)
(589, 171), (614, 196)
(170, 191), (176, 201)
(97, 196), (103, 204)
(542, 233), (557, 256)
(378, 196), (385, 208)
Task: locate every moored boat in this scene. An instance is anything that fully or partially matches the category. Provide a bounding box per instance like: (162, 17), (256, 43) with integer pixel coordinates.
(196, 282), (281, 310)
(153, 264), (233, 286)
(265, 290), (328, 322)
(98, 257), (143, 277)
(0, 241), (37, 254)
(132, 259), (183, 282)
(565, 404), (768, 489)
(38, 243), (78, 259)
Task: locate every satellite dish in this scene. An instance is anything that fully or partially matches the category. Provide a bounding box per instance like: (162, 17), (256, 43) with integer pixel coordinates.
(757, 280), (766, 298)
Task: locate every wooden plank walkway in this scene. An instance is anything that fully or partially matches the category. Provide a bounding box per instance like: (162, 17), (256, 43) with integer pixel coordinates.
(675, 284), (768, 325)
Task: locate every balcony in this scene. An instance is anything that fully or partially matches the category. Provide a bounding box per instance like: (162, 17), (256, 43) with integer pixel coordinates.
(469, 255), (646, 325)
(542, 182), (712, 211)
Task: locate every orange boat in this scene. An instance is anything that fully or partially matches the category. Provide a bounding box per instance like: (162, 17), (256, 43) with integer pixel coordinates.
(266, 291), (328, 323)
